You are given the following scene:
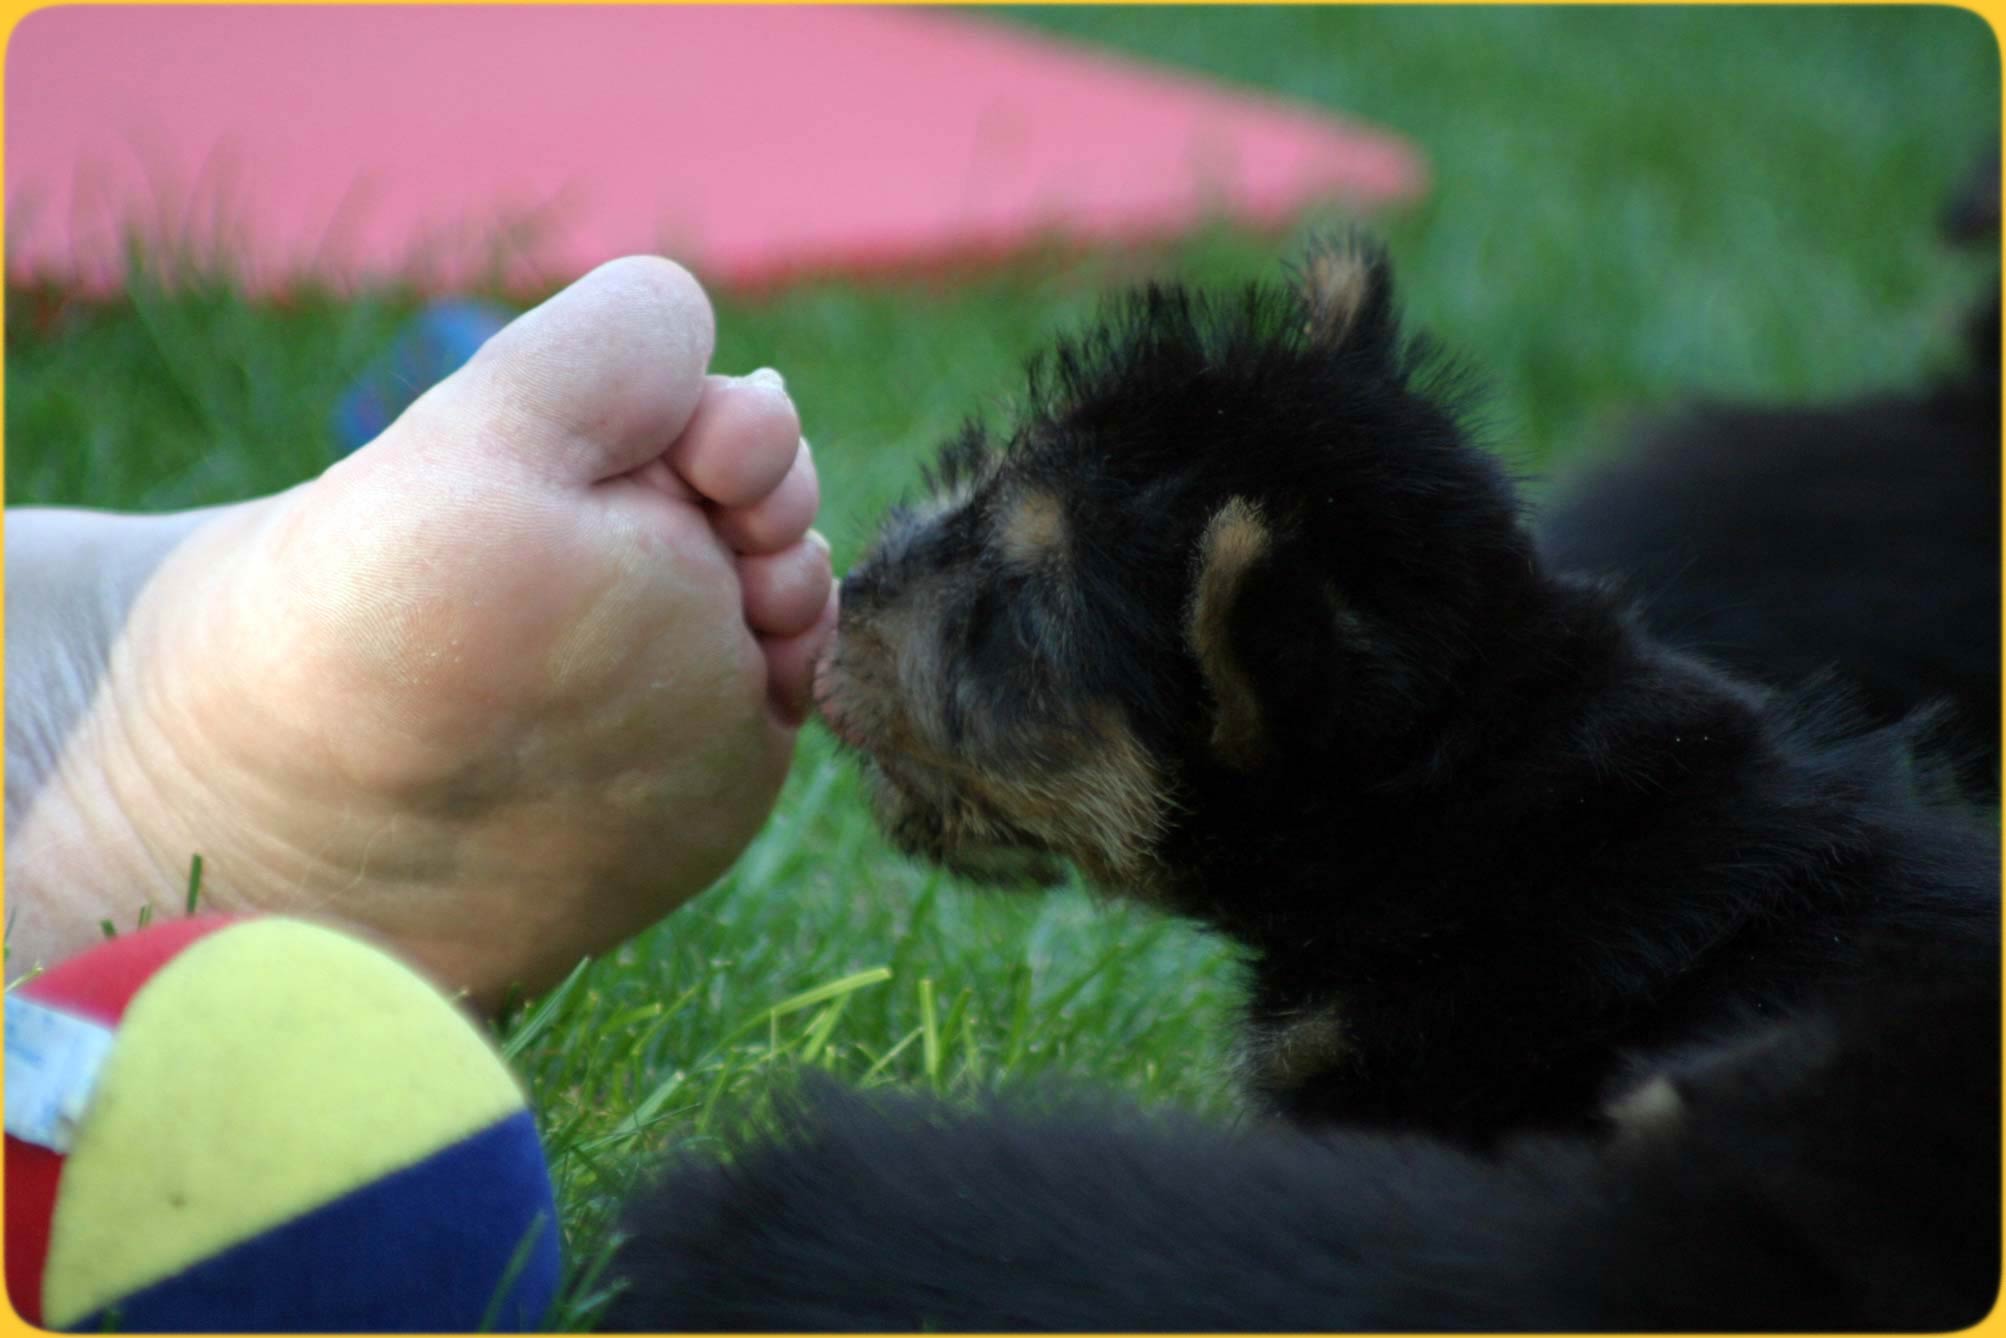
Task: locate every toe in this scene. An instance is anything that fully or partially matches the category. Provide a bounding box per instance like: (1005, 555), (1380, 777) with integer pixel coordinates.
(415, 255), (717, 485)
(713, 441), (819, 554)
(668, 371), (802, 509)
(740, 532), (834, 638)
(763, 584), (840, 726)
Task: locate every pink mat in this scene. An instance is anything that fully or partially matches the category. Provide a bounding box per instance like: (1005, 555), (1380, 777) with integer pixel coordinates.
(5, 7), (1426, 295)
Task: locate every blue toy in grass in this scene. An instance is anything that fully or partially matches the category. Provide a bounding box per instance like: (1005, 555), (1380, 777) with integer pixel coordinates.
(333, 301), (512, 453)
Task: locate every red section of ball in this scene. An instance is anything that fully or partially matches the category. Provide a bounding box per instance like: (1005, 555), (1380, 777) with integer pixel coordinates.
(5, 916), (251, 1323)
(20, 915), (247, 1022)
(5, 1138), (62, 1325)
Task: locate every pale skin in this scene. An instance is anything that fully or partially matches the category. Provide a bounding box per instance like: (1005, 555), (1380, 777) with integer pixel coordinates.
(5, 257), (836, 1012)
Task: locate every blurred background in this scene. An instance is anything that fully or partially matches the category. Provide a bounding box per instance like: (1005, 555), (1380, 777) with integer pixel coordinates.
(10, 8), (1996, 517)
(6, 7), (1996, 1322)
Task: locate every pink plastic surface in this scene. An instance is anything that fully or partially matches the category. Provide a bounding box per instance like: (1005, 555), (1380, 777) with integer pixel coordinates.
(7, 6), (1426, 295)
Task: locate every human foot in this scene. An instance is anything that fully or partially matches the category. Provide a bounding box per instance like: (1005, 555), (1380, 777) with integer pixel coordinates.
(5, 257), (836, 1008)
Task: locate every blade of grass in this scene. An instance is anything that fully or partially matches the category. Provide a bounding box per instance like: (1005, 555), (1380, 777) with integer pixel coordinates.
(919, 976), (941, 1094)
(797, 992), (854, 1066)
(500, 957), (593, 1062)
(709, 965), (893, 1051)
(696, 1051), (745, 1135)
(1004, 961), (1035, 1069)
(961, 1007), (985, 1086)
(858, 1024), (926, 1085)
(766, 965), (894, 1020)
(477, 1211), (550, 1333)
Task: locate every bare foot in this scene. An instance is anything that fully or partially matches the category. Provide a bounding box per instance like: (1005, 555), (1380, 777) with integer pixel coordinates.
(5, 257), (837, 1009)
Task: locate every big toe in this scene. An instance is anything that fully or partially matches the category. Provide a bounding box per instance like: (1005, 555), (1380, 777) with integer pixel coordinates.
(398, 256), (718, 486)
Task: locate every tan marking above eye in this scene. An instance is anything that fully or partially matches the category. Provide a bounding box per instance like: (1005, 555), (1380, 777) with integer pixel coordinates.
(1186, 497), (1271, 769)
(998, 490), (1068, 565)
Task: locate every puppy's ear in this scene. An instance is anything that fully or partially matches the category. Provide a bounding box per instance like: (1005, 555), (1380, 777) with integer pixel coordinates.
(1184, 498), (1350, 770)
(1291, 235), (1397, 359)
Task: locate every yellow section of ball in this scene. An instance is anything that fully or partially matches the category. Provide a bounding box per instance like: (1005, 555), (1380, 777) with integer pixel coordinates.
(41, 918), (528, 1327)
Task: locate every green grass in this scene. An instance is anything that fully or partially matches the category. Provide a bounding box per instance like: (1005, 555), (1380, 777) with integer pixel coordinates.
(5, 8), (1995, 1325)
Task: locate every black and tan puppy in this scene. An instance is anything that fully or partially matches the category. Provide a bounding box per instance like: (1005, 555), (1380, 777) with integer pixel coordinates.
(813, 238), (1995, 1141)
(606, 242), (1998, 1330)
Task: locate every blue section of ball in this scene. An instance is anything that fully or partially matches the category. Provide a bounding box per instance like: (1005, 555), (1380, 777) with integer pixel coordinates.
(79, 1108), (561, 1332)
(332, 301), (512, 454)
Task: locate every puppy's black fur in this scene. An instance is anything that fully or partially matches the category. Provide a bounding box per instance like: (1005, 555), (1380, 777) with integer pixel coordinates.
(611, 973), (1997, 1331)
(1536, 322), (2000, 795)
(1539, 167), (2001, 794)
(611, 240), (1999, 1329)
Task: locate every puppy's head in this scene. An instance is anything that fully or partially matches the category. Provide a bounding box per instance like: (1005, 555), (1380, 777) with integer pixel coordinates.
(817, 238), (1533, 895)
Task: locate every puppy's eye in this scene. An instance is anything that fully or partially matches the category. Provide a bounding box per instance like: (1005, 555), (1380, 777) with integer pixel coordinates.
(961, 578), (1035, 669)
(962, 585), (1005, 653)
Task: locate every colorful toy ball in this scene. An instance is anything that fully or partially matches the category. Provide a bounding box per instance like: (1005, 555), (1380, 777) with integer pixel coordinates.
(6, 915), (561, 1331)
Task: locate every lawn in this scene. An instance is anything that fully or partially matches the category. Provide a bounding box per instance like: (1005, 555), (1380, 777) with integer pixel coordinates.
(5, 6), (1996, 1325)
